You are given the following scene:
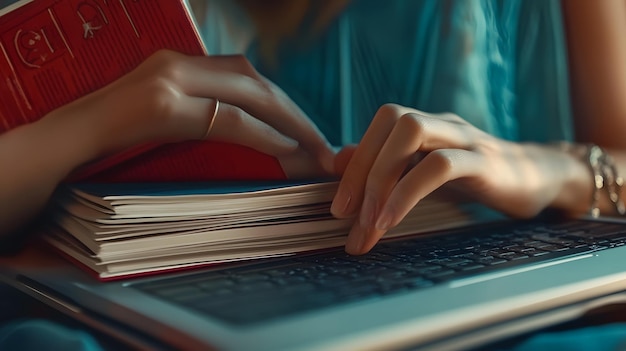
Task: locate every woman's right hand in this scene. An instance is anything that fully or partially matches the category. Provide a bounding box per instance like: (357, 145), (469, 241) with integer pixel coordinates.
(71, 49), (335, 174)
(330, 104), (593, 255)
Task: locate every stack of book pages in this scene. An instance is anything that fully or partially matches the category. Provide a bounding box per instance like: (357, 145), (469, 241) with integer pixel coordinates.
(47, 180), (480, 280)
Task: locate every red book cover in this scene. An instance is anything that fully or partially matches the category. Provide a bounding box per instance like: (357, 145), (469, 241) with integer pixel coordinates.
(0, 0), (286, 181)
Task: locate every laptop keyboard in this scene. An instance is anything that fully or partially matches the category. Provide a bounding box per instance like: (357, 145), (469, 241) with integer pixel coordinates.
(134, 219), (626, 325)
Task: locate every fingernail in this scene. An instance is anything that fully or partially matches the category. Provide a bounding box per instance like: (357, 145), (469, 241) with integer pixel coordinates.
(331, 186), (351, 217)
(375, 208), (393, 231)
(360, 193), (378, 228)
(345, 225), (364, 254)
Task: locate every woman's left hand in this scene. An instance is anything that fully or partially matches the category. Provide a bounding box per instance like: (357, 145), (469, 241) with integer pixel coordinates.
(331, 104), (591, 255)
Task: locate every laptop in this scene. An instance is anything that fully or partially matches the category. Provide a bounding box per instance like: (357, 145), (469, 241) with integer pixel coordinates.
(3, 213), (626, 351)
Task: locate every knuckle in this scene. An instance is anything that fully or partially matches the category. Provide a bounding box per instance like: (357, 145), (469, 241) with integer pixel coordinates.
(254, 77), (273, 95)
(250, 78), (277, 106)
(143, 77), (180, 116)
(149, 48), (178, 62)
(148, 49), (179, 67)
(371, 105), (402, 129)
(225, 55), (280, 100)
(223, 105), (246, 129)
(228, 54), (259, 76)
(149, 49), (186, 82)
(219, 54), (261, 80)
(442, 111), (462, 121)
(375, 103), (403, 121)
(399, 113), (428, 135)
(428, 150), (455, 175)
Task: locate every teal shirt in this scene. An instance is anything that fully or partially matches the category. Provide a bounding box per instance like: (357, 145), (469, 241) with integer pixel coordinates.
(203, 0), (573, 146)
(0, 1), (623, 350)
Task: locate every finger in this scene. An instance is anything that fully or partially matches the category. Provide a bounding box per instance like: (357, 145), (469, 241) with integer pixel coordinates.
(278, 148), (334, 179)
(344, 113), (424, 253)
(208, 103), (300, 156)
(357, 112), (477, 226)
(347, 149), (482, 255)
(334, 145), (357, 175)
(150, 94), (216, 141)
(337, 107), (483, 217)
(395, 112), (476, 151)
(375, 148), (482, 233)
(358, 114), (430, 229)
(172, 96), (300, 156)
(176, 54), (335, 173)
(360, 113), (483, 221)
(331, 104), (408, 219)
(331, 104), (472, 220)
(345, 218), (385, 255)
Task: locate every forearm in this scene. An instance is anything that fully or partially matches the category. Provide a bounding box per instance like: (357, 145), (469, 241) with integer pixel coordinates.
(562, 0), (626, 148)
(559, 0), (626, 216)
(0, 106), (105, 240)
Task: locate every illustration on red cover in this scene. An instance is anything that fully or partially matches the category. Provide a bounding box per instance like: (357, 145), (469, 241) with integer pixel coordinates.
(77, 0), (108, 39)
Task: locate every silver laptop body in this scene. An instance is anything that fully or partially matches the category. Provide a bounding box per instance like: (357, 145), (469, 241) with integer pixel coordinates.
(3, 216), (626, 351)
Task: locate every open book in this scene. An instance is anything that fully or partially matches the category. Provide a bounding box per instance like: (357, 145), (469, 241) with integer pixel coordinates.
(47, 180), (481, 280)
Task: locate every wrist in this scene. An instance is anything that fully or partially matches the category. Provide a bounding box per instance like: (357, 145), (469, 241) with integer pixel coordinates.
(60, 89), (153, 159)
(36, 103), (110, 176)
(548, 142), (594, 216)
(550, 142), (625, 217)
